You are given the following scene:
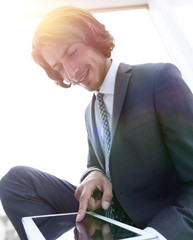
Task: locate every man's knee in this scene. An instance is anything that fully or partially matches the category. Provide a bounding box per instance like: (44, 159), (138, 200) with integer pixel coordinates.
(1, 165), (31, 182)
(0, 166), (32, 198)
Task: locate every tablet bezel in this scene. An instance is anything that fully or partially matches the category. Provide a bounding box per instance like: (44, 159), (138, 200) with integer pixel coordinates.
(22, 212), (157, 240)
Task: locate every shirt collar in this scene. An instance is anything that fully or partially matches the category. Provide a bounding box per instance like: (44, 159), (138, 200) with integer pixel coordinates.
(95, 60), (120, 95)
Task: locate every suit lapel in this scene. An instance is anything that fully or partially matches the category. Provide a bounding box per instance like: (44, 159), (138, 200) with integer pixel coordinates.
(112, 63), (132, 141)
(87, 63), (132, 169)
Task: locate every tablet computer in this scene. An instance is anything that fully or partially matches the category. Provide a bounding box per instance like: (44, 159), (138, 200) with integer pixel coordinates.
(22, 212), (157, 240)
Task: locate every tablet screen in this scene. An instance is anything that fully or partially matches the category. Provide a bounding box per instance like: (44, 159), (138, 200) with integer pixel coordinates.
(33, 213), (139, 239)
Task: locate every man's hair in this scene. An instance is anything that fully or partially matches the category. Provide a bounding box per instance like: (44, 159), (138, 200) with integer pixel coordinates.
(32, 6), (115, 88)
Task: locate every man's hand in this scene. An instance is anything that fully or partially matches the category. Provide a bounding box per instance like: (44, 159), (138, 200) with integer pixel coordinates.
(74, 171), (113, 222)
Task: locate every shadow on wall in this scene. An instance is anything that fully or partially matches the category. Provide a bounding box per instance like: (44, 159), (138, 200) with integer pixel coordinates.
(0, 215), (19, 240)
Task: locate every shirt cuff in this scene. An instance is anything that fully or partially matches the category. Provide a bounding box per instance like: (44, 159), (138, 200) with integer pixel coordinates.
(80, 167), (105, 182)
(144, 227), (167, 240)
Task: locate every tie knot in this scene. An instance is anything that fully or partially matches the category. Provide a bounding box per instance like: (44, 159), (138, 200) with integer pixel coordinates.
(96, 93), (104, 102)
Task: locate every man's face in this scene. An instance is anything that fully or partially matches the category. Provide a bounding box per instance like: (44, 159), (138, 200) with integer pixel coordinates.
(40, 42), (111, 91)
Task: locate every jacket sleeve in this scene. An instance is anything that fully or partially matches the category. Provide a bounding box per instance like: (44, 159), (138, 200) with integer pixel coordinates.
(148, 63), (193, 239)
(80, 106), (105, 182)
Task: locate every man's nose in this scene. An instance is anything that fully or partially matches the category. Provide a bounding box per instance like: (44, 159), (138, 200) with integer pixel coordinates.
(62, 63), (79, 83)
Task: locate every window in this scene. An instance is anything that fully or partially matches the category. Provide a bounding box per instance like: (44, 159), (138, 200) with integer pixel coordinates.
(149, 0), (193, 90)
(94, 8), (170, 64)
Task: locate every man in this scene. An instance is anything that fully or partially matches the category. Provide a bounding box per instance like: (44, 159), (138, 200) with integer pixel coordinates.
(1, 6), (193, 240)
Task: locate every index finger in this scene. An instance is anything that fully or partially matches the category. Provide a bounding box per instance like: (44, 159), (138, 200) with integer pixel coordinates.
(76, 188), (92, 222)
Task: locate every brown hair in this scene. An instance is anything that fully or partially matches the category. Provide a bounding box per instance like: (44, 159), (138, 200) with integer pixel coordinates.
(32, 6), (115, 88)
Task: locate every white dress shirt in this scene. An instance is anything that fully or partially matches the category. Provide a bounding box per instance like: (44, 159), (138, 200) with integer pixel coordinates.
(94, 59), (120, 153)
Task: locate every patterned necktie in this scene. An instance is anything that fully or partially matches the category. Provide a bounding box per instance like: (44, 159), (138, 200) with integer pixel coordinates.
(96, 93), (111, 179)
(96, 93), (134, 224)
(96, 93), (118, 219)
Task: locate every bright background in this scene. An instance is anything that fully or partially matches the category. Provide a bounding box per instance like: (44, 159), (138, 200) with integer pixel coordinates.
(0, 9), (170, 185)
(1, 0), (193, 216)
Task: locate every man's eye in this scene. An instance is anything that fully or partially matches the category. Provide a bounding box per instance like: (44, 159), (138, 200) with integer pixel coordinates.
(67, 48), (77, 56)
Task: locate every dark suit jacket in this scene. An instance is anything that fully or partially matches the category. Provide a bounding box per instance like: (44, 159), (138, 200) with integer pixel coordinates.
(83, 63), (193, 239)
